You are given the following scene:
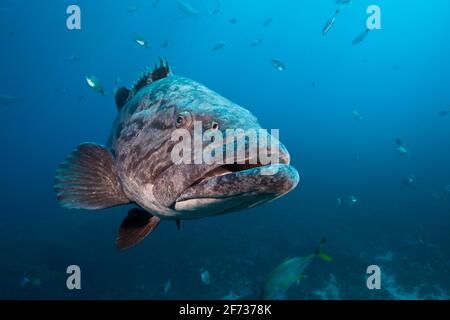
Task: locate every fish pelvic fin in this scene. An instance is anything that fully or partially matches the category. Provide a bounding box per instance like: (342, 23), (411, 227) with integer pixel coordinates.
(55, 143), (130, 210)
(116, 208), (161, 250)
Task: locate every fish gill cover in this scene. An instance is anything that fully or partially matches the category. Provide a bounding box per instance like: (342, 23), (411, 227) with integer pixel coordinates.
(0, 0), (450, 301)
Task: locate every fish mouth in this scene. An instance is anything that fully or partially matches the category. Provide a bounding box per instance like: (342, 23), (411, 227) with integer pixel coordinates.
(172, 159), (299, 216)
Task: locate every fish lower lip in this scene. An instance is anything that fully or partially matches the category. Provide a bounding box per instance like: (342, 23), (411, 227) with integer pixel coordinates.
(175, 163), (299, 203)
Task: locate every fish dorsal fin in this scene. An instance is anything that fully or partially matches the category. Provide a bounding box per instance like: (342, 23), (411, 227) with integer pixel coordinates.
(115, 87), (131, 111)
(131, 58), (171, 95)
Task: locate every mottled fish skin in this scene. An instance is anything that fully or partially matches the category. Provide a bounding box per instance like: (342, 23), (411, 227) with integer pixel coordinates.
(107, 75), (298, 220)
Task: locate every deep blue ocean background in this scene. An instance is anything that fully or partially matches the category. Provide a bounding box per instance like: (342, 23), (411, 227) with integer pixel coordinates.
(1, 0), (450, 299)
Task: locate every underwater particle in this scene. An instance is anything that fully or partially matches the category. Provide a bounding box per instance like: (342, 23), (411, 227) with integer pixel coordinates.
(161, 40), (169, 48)
(352, 110), (362, 120)
(177, 0), (200, 18)
(200, 269), (211, 285)
(85, 75), (105, 95)
(127, 6), (138, 14)
(163, 279), (172, 294)
(322, 9), (340, 36)
(251, 39), (263, 47)
(271, 59), (286, 71)
(133, 32), (149, 48)
(261, 239), (333, 300)
(438, 110), (449, 117)
(262, 18), (273, 27)
(19, 277), (30, 287)
(228, 18), (238, 24)
(211, 42), (226, 51)
(352, 28), (370, 46)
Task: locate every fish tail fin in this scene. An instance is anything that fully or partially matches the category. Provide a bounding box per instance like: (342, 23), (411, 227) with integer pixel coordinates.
(315, 238), (334, 262)
(54, 143), (130, 210)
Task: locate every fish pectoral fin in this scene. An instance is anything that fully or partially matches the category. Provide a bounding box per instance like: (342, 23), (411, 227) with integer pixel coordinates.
(55, 143), (129, 210)
(116, 209), (161, 250)
(114, 87), (131, 111)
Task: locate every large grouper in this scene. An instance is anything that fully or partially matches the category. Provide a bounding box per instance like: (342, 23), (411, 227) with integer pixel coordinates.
(55, 59), (300, 250)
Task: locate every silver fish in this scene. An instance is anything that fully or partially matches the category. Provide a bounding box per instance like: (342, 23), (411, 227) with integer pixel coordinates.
(133, 33), (149, 48)
(211, 42), (226, 51)
(55, 59), (299, 250)
(177, 0), (199, 18)
(271, 59), (286, 71)
(85, 75), (105, 95)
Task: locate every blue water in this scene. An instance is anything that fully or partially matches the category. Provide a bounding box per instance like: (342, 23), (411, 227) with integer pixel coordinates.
(1, 0), (450, 299)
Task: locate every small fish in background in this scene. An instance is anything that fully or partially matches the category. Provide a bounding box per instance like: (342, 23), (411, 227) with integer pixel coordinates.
(322, 9), (340, 36)
(85, 75), (105, 95)
(53, 87), (67, 94)
(392, 65), (401, 71)
(311, 82), (316, 88)
(361, 58), (370, 63)
(9, 27), (16, 38)
(262, 18), (273, 27)
(261, 239), (333, 300)
(394, 138), (403, 146)
(352, 110), (362, 120)
(352, 28), (370, 46)
(397, 145), (410, 157)
(163, 279), (172, 295)
(200, 269), (211, 286)
(77, 95), (84, 103)
(349, 195), (358, 206)
(251, 39), (263, 47)
(68, 55), (79, 62)
(161, 40), (169, 48)
(177, 0), (200, 18)
(0, 94), (19, 107)
(211, 42), (226, 51)
(403, 174), (416, 188)
(337, 197), (344, 205)
(19, 277), (30, 287)
(151, 0), (160, 8)
(271, 59), (286, 71)
(127, 6), (138, 14)
(353, 155), (359, 163)
(228, 18), (238, 24)
(133, 32), (149, 48)
(210, 0), (221, 15)
(437, 110), (449, 117)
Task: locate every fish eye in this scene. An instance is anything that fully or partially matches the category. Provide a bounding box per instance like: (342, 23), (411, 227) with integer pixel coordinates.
(175, 111), (192, 128)
(211, 121), (219, 130)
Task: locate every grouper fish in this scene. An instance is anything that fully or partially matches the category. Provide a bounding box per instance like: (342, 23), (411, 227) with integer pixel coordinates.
(55, 59), (299, 250)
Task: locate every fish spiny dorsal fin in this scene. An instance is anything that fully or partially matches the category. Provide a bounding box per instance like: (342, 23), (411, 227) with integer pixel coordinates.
(131, 58), (171, 95)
